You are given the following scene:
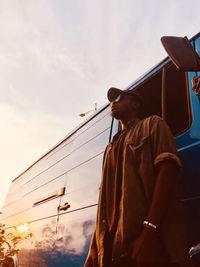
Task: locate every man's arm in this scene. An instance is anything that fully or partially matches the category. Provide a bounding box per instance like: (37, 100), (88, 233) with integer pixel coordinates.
(146, 160), (180, 227)
(131, 160), (181, 264)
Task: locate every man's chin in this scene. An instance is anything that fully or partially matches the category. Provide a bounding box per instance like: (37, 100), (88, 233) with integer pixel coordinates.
(111, 111), (122, 120)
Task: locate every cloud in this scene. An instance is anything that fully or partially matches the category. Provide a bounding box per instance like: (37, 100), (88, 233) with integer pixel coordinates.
(0, 0), (198, 116)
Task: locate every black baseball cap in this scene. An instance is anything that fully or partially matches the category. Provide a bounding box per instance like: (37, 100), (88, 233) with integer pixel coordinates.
(107, 87), (143, 106)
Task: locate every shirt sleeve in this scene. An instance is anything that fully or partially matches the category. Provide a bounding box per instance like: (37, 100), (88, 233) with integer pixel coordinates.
(150, 116), (182, 169)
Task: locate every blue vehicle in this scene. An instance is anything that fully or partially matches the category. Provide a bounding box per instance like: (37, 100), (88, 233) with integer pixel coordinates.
(1, 33), (200, 267)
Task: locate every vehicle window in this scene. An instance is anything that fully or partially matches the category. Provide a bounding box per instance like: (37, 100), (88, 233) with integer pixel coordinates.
(109, 118), (120, 141)
(165, 64), (191, 136)
(195, 36), (200, 55)
(135, 64), (191, 136)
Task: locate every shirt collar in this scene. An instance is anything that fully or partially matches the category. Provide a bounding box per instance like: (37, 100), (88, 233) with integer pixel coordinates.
(126, 118), (140, 129)
(111, 118), (140, 144)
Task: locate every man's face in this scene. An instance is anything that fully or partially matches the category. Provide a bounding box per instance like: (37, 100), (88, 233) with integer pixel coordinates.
(110, 94), (137, 120)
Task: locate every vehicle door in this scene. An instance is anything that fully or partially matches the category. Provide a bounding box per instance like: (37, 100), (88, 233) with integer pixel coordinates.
(161, 34), (200, 261)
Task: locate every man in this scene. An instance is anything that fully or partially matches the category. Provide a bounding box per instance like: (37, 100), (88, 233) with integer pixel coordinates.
(84, 87), (188, 267)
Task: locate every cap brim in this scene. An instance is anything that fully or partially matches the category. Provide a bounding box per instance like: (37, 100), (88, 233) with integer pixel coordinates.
(107, 87), (126, 102)
(107, 87), (143, 111)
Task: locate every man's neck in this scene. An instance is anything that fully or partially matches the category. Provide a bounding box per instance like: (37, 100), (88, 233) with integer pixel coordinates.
(120, 117), (139, 130)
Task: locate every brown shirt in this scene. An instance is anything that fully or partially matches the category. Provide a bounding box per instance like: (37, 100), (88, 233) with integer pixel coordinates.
(104, 129), (126, 234)
(85, 116), (187, 267)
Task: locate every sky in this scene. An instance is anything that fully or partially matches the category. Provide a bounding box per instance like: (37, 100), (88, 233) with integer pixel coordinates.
(0, 0), (199, 209)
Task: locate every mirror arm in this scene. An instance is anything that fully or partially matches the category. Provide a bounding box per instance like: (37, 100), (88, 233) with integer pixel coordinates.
(192, 74), (200, 96)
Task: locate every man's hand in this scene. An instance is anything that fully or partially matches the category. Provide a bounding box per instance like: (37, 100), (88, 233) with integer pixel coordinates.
(131, 228), (167, 264)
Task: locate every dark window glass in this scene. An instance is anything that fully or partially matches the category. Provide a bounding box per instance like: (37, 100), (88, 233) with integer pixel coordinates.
(165, 65), (191, 136)
(136, 64), (191, 136)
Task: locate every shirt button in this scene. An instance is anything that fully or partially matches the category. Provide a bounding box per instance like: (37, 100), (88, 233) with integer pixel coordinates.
(102, 219), (106, 223)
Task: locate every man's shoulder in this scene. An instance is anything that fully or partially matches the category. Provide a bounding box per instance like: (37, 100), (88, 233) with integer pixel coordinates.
(128, 115), (165, 139)
(127, 116), (159, 140)
(133, 115), (163, 131)
(142, 115), (163, 125)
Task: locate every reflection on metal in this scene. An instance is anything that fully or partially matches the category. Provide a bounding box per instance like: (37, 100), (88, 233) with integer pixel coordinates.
(17, 223), (29, 233)
(57, 202), (71, 211)
(19, 217), (95, 266)
(33, 187), (65, 206)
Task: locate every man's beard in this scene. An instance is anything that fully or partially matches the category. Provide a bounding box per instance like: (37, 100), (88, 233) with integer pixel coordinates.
(111, 111), (123, 120)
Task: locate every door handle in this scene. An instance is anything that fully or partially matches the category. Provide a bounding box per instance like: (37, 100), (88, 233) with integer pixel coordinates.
(58, 202), (71, 211)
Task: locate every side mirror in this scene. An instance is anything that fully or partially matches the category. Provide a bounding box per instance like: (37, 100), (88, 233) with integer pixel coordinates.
(161, 36), (200, 71)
